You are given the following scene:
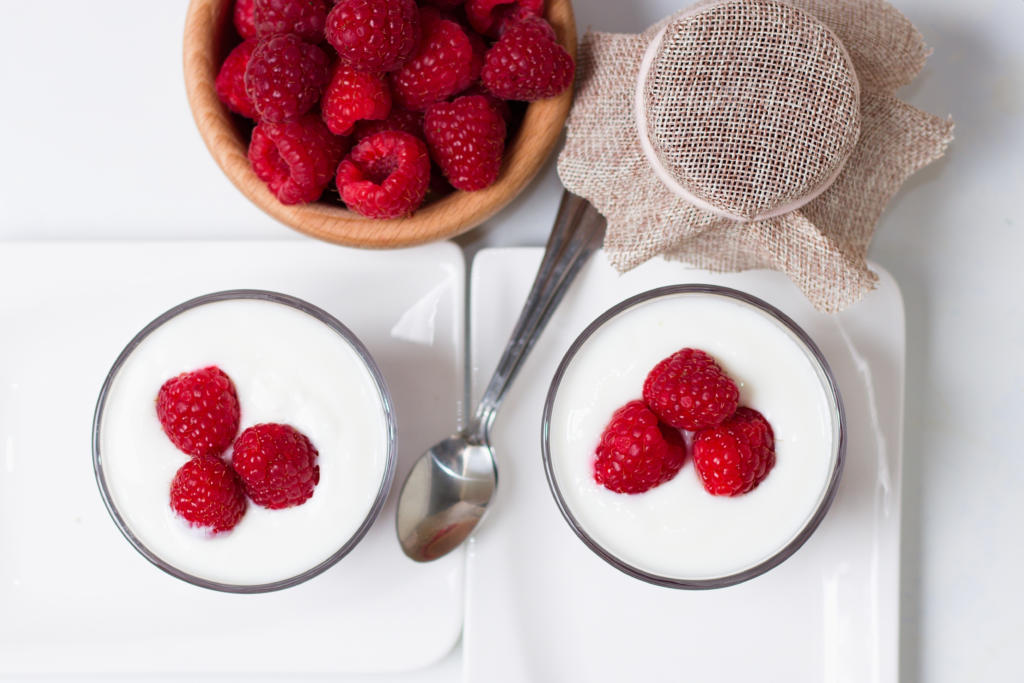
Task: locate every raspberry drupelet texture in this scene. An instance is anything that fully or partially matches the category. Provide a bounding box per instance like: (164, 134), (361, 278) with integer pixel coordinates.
(389, 6), (484, 111)
(253, 0), (329, 42)
(642, 347), (740, 431)
(352, 107), (423, 143)
(249, 114), (348, 204)
(170, 455), (247, 533)
(215, 39), (259, 119)
(156, 366), (241, 458)
(326, 0), (421, 73)
(321, 63), (392, 136)
(234, 0), (258, 39)
(232, 423), (321, 509)
(593, 400), (687, 494)
(424, 95), (507, 191)
(462, 84), (513, 124)
(465, 0), (543, 38)
(692, 407), (776, 496)
(336, 130), (431, 218)
(244, 33), (330, 123)
(482, 15), (574, 101)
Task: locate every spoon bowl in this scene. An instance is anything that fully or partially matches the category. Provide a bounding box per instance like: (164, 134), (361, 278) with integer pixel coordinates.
(396, 437), (496, 562)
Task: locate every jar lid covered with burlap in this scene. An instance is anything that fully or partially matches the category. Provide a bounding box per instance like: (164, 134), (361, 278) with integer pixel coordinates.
(558, 0), (953, 311)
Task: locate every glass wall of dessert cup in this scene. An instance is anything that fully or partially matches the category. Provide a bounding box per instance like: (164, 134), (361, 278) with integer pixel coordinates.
(542, 285), (845, 589)
(92, 290), (396, 593)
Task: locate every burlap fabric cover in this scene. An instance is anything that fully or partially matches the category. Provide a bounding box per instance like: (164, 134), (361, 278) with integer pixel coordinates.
(558, 0), (954, 311)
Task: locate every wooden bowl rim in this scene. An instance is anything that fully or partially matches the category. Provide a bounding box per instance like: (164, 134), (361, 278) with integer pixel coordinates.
(182, 0), (577, 249)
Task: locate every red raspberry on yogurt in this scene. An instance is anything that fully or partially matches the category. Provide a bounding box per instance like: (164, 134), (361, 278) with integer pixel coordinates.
(693, 407), (776, 496)
(642, 347), (739, 431)
(170, 455), (247, 534)
(593, 400), (686, 494)
(156, 366), (241, 458)
(232, 423), (321, 509)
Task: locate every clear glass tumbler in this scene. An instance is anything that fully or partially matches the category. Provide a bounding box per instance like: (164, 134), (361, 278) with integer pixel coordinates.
(92, 290), (397, 593)
(541, 284), (845, 589)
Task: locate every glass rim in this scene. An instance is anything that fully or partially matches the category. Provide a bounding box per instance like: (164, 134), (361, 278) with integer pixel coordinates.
(540, 284), (846, 590)
(91, 289), (398, 594)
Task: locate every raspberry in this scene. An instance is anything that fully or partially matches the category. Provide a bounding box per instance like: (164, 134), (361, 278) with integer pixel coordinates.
(424, 95), (506, 191)
(326, 0), (420, 72)
(244, 34), (330, 123)
(253, 0), (329, 42)
(389, 7), (484, 111)
(336, 130), (431, 218)
(493, 4), (546, 37)
(249, 114), (348, 205)
(352, 107), (423, 143)
(215, 39), (259, 119)
(693, 407), (776, 496)
(462, 84), (516, 123)
(232, 423), (320, 509)
(234, 0), (258, 39)
(322, 63), (391, 136)
(481, 15), (574, 101)
(642, 348), (740, 431)
(593, 400), (686, 494)
(465, 0), (543, 38)
(156, 366), (240, 458)
(170, 455), (247, 533)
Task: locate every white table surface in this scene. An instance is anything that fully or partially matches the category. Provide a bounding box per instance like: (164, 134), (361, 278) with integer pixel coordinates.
(1, 1), (1022, 681)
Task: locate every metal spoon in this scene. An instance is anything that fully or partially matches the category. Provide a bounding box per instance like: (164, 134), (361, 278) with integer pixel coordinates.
(396, 191), (606, 561)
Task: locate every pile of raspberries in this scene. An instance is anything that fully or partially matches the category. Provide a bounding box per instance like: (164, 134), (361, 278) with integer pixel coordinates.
(593, 348), (777, 497)
(158, 366), (321, 533)
(214, 0), (575, 218)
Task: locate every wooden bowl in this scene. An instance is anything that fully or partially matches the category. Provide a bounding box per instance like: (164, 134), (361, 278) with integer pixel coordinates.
(183, 0), (576, 248)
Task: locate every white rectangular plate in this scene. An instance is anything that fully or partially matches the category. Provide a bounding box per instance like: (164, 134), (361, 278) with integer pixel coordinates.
(0, 241), (465, 675)
(465, 249), (903, 683)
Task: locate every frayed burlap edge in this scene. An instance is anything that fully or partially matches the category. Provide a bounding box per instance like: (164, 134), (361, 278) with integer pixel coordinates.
(557, 0), (953, 312)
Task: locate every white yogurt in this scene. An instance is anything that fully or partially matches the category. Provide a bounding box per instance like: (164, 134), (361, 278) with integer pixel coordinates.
(98, 296), (391, 587)
(547, 292), (838, 581)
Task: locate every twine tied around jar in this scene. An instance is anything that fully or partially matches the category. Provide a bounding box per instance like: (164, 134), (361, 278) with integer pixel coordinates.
(557, 0), (954, 311)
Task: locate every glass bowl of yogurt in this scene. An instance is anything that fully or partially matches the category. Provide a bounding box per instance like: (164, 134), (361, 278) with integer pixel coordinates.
(542, 285), (845, 588)
(92, 290), (396, 593)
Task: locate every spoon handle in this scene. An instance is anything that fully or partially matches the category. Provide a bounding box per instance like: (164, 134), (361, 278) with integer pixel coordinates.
(472, 191), (606, 441)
